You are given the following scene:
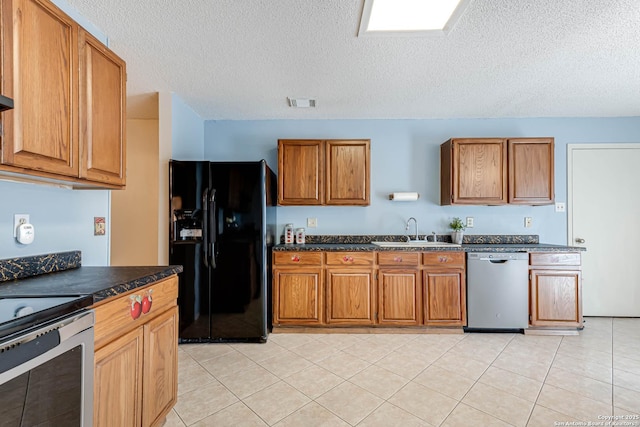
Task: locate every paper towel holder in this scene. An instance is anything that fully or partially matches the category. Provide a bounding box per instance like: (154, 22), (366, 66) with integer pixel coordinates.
(388, 192), (420, 201)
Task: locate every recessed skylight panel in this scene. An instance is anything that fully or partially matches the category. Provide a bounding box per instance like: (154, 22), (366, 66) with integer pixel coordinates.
(359, 0), (471, 36)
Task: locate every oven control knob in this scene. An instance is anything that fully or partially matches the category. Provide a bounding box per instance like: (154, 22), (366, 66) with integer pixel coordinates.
(15, 305), (35, 318)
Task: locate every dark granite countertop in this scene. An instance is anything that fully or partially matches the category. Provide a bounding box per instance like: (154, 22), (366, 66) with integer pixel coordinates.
(0, 252), (183, 304)
(273, 243), (583, 252)
(273, 234), (585, 253)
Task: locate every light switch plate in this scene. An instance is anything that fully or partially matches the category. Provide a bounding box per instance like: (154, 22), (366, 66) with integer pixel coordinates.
(94, 217), (106, 236)
(307, 218), (317, 228)
(524, 217), (533, 228)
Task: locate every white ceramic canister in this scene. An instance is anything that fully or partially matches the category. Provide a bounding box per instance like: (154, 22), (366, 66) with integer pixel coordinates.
(295, 228), (306, 244)
(284, 223), (294, 244)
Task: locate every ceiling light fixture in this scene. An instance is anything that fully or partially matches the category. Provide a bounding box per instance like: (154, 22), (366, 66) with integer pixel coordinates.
(358, 0), (472, 37)
(287, 97), (316, 108)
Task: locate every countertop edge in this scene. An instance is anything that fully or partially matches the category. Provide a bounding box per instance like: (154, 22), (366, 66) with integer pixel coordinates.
(272, 244), (585, 252)
(91, 266), (183, 303)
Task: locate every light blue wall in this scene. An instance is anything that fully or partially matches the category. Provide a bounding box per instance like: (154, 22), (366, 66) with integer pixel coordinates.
(0, 0), (112, 265)
(204, 117), (640, 245)
(0, 181), (110, 264)
(171, 94), (205, 159)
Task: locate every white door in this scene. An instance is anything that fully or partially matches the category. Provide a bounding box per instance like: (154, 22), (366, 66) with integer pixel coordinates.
(568, 144), (640, 316)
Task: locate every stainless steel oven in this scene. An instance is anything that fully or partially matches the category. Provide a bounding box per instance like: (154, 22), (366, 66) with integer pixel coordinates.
(0, 300), (94, 427)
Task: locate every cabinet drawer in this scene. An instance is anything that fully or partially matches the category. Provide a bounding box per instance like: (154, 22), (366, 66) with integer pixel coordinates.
(93, 276), (178, 349)
(325, 252), (375, 266)
(274, 252), (323, 266)
(422, 252), (465, 267)
(530, 252), (581, 266)
(377, 252), (420, 267)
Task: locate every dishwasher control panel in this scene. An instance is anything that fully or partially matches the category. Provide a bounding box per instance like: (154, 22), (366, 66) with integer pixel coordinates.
(467, 252), (528, 261)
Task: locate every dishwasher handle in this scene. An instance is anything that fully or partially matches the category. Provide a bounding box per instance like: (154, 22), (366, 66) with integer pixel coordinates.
(489, 260), (508, 264)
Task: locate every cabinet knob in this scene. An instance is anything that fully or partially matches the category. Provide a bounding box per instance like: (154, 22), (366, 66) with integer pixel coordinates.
(394, 256), (403, 262)
(575, 238), (585, 244)
(129, 290), (153, 320)
(291, 255), (300, 262)
(343, 256), (354, 262)
(438, 256), (449, 263)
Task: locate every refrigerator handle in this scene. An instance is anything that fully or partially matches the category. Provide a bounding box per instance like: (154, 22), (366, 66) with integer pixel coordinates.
(201, 188), (209, 268)
(209, 188), (217, 269)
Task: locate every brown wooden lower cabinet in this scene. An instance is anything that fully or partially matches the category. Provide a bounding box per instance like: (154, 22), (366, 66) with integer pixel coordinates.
(530, 269), (582, 327)
(92, 276), (178, 427)
(272, 250), (467, 329)
(378, 269), (422, 326)
(528, 252), (583, 330)
(423, 269), (466, 326)
(94, 328), (143, 426)
(326, 269), (375, 324)
(273, 268), (324, 325)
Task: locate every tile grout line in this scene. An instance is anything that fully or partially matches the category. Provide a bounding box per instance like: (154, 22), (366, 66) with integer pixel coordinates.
(175, 324), (628, 426)
(439, 332), (520, 427)
(524, 333), (564, 426)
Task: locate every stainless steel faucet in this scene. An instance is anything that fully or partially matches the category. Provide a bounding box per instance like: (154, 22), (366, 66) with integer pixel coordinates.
(405, 217), (418, 241)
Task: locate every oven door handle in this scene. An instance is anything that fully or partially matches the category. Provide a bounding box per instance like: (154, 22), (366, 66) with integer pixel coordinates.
(0, 329), (60, 375)
(0, 310), (94, 376)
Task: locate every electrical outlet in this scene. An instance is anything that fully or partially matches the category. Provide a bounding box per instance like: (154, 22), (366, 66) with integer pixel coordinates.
(524, 217), (533, 228)
(13, 214), (30, 237)
(307, 218), (317, 228)
(555, 202), (566, 212)
(466, 217), (474, 228)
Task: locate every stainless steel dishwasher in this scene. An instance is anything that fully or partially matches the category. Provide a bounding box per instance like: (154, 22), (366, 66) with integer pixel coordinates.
(466, 252), (529, 331)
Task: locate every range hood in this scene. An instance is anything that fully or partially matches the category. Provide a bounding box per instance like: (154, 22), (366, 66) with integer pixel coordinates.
(0, 94), (14, 112)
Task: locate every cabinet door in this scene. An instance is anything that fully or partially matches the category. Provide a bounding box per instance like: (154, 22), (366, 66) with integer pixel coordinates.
(508, 138), (554, 205)
(326, 269), (375, 324)
(278, 140), (323, 205)
(423, 269), (466, 326)
(378, 269), (421, 325)
(530, 269), (582, 327)
(1, 0), (79, 177)
(273, 268), (324, 325)
(442, 138), (507, 205)
(142, 306), (178, 427)
(325, 140), (370, 205)
(79, 29), (126, 186)
(94, 327), (144, 427)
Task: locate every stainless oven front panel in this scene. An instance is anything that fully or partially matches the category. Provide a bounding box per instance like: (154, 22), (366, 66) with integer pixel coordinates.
(0, 310), (94, 427)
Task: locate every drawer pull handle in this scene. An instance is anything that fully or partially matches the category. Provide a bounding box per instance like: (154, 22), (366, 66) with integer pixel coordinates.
(130, 295), (142, 320)
(130, 289), (153, 319)
(343, 256), (354, 262)
(291, 255), (300, 262)
(439, 256), (449, 263)
(141, 289), (153, 314)
(394, 256), (403, 262)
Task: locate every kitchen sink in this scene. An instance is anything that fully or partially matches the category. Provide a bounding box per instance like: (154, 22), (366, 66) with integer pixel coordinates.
(371, 241), (461, 248)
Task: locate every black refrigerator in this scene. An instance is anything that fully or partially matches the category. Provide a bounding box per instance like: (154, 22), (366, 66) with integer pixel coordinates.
(169, 160), (277, 343)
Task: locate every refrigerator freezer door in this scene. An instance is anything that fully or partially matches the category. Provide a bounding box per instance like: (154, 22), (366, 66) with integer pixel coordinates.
(170, 160), (213, 340)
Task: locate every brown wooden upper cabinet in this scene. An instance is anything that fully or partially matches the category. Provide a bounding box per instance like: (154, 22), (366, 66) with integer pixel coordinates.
(440, 137), (554, 205)
(0, 0), (126, 189)
(278, 139), (370, 206)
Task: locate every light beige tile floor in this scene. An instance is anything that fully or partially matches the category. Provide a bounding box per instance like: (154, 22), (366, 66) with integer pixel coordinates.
(165, 317), (640, 426)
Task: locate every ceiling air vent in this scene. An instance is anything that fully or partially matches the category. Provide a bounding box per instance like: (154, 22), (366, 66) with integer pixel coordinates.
(287, 97), (316, 108)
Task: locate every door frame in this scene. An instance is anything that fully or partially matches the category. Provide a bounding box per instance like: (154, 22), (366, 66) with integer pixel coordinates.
(567, 143), (640, 245)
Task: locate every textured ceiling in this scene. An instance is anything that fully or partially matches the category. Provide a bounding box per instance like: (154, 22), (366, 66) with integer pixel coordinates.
(64, 0), (640, 120)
